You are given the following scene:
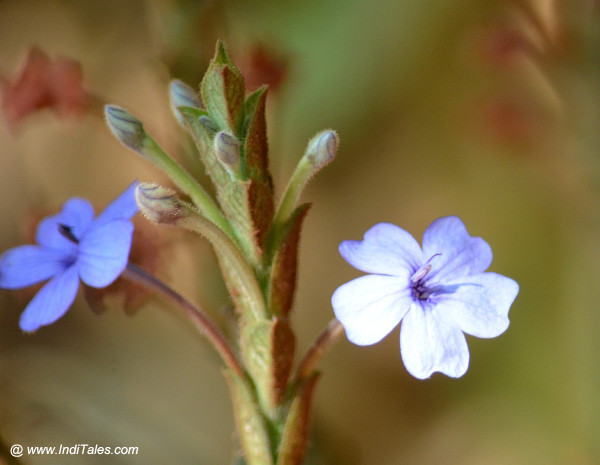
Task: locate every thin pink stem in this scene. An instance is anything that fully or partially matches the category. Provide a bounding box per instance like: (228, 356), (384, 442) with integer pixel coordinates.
(122, 263), (243, 377)
(295, 318), (345, 381)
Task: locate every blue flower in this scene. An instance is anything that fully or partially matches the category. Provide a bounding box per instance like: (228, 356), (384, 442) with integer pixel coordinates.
(0, 182), (139, 331)
(331, 216), (519, 379)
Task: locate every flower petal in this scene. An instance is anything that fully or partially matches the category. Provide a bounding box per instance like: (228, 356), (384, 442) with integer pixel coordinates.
(332, 274), (411, 346)
(77, 219), (134, 287)
(339, 223), (422, 276)
(434, 272), (518, 338)
(19, 265), (80, 331)
(400, 305), (469, 379)
(0, 245), (71, 289)
(422, 216), (492, 282)
(36, 198), (95, 248)
(95, 181), (139, 224)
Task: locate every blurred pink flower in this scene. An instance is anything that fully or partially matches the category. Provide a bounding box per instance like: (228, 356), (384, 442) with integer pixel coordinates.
(1, 47), (96, 129)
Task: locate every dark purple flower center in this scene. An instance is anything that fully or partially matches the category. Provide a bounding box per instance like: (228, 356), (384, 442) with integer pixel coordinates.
(58, 224), (80, 244)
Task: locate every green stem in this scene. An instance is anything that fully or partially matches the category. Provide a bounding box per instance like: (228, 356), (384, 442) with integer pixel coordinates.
(104, 105), (232, 236)
(121, 263), (244, 377)
(135, 183), (268, 322)
(176, 205), (268, 321)
(273, 130), (338, 228)
(141, 137), (230, 232)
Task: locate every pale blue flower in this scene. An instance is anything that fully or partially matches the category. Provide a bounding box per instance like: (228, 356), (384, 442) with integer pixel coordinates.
(0, 182), (139, 331)
(332, 216), (519, 379)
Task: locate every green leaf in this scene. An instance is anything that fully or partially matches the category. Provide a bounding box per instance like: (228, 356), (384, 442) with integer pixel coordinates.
(201, 41), (246, 132)
(276, 373), (320, 465)
(221, 179), (264, 266)
(267, 204), (311, 316)
(242, 87), (275, 253)
(243, 86), (270, 181)
(241, 317), (296, 414)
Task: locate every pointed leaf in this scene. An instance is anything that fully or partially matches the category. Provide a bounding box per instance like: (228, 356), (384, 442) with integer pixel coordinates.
(241, 317), (296, 413)
(268, 204), (311, 316)
(243, 87), (270, 181)
(276, 373), (320, 465)
(201, 41), (246, 132)
(221, 179), (268, 265)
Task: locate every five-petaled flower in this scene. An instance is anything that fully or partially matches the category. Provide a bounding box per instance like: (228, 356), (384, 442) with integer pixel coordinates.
(331, 216), (519, 379)
(0, 182), (139, 331)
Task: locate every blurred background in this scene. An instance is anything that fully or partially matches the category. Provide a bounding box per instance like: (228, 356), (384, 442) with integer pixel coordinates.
(1, 0), (599, 463)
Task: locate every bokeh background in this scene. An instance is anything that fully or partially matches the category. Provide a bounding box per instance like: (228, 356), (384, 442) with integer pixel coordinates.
(1, 0), (599, 463)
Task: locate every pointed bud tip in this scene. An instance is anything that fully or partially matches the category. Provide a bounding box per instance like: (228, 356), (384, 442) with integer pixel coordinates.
(104, 105), (145, 151)
(135, 183), (184, 224)
(214, 40), (233, 66)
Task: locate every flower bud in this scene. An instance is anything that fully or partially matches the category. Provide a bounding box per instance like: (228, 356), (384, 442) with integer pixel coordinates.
(104, 105), (145, 151)
(135, 183), (185, 224)
(274, 129), (339, 226)
(169, 80), (202, 125)
(305, 130), (338, 169)
(198, 114), (219, 136)
(213, 131), (241, 173)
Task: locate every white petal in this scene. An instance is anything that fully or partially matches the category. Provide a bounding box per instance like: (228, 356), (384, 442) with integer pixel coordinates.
(400, 306), (469, 379)
(332, 274), (411, 346)
(19, 266), (80, 332)
(339, 222), (422, 276)
(422, 216), (492, 281)
(434, 273), (518, 338)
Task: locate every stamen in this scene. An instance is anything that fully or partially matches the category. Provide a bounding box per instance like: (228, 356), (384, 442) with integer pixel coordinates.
(411, 264), (432, 283)
(58, 224), (79, 244)
(410, 253), (442, 283)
